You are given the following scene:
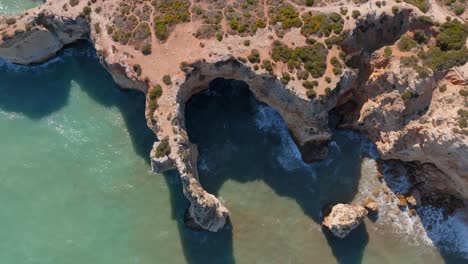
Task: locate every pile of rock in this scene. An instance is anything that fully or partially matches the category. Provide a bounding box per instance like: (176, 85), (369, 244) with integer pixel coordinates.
(322, 204), (368, 239)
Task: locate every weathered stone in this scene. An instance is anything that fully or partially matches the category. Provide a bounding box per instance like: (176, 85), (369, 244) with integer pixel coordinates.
(363, 197), (379, 212)
(405, 195), (417, 207)
(322, 204), (368, 239)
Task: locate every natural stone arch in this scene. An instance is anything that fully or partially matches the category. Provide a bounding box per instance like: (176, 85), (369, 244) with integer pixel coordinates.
(151, 59), (355, 231)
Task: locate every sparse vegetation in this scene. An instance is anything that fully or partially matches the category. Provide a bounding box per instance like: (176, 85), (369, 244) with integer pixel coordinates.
(141, 43), (152, 55)
(301, 12), (344, 38)
(155, 137), (171, 157)
(133, 64), (142, 76)
(5, 18), (16, 25)
(271, 41), (328, 78)
(248, 49), (261, 63)
(413, 30), (428, 44)
(352, 10), (361, 19)
(384, 46), (392, 58)
(401, 89), (413, 101)
(269, 4), (302, 30)
(438, 84), (447, 92)
(404, 0), (429, 13)
(69, 0), (80, 7)
(162, 75), (172, 85)
(398, 35), (417, 52)
(148, 84), (163, 120)
(152, 0), (191, 41)
(436, 20), (468, 51)
(306, 89), (317, 99)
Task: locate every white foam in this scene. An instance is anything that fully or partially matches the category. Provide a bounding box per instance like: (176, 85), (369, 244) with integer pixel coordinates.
(254, 104), (306, 171)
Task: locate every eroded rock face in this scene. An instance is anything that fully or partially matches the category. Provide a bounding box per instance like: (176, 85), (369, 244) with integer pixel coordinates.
(343, 50), (468, 200)
(322, 204), (368, 238)
(0, 12), (89, 64)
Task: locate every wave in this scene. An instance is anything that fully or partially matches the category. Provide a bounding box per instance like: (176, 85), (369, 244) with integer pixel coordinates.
(254, 104), (307, 172)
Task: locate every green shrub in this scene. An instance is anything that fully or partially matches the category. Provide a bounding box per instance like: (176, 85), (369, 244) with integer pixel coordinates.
(330, 57), (342, 68)
(413, 30), (428, 44)
(243, 39), (250, 46)
(5, 17), (16, 25)
(82, 6), (92, 16)
(398, 35), (417, 51)
(306, 0), (314, 7)
(261, 60), (273, 72)
(133, 64), (142, 76)
(155, 137), (171, 158)
(162, 75), (172, 85)
(216, 32), (223, 41)
(460, 89), (468, 97)
(352, 10), (361, 19)
(94, 23), (101, 34)
(340, 8), (348, 16)
(454, 5), (465, 16)
(269, 4), (302, 30)
(69, 0), (79, 7)
(149, 85), (163, 100)
(141, 43), (152, 55)
(460, 119), (467, 128)
(95, 6), (102, 13)
(392, 6), (399, 14)
(438, 84), (447, 92)
(306, 89), (317, 99)
(303, 81), (315, 89)
(248, 49), (261, 63)
(155, 23), (169, 40)
(301, 12), (343, 37)
(333, 67), (343, 75)
(421, 47), (468, 71)
(325, 87), (332, 95)
(404, 0), (429, 13)
(436, 20), (468, 51)
(384, 46), (392, 58)
(401, 89), (413, 101)
(325, 76), (331, 83)
(376, 1), (382, 7)
(271, 41), (327, 78)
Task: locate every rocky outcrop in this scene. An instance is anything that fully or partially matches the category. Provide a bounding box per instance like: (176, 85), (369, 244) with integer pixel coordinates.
(340, 50), (468, 200)
(0, 12), (89, 64)
(322, 204), (368, 238)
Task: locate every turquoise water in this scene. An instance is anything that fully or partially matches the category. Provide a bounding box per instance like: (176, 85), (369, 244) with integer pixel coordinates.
(0, 0), (41, 14)
(1, 3), (468, 263)
(0, 43), (467, 263)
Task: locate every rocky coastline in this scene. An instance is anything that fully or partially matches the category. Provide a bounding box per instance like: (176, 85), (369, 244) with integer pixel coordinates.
(0, 0), (466, 236)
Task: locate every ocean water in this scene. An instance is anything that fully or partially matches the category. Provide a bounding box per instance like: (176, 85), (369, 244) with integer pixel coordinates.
(0, 0), (41, 14)
(1, 2), (468, 263)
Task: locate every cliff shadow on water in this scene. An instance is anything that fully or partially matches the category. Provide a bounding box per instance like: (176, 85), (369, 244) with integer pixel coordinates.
(0, 41), (155, 160)
(0, 42), (233, 263)
(184, 78), (370, 264)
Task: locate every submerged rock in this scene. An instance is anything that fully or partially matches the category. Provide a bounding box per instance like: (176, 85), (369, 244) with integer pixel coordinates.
(322, 204), (368, 239)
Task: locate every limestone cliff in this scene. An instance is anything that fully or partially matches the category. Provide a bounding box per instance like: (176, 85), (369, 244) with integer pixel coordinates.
(0, 0), (467, 231)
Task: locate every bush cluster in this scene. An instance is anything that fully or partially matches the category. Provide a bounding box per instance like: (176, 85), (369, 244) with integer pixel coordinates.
(271, 41), (328, 78)
(301, 12), (343, 38)
(155, 137), (171, 158)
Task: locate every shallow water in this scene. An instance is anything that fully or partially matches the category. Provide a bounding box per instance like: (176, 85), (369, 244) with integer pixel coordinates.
(0, 45), (467, 264)
(0, 0), (40, 14)
(1, 3), (467, 263)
